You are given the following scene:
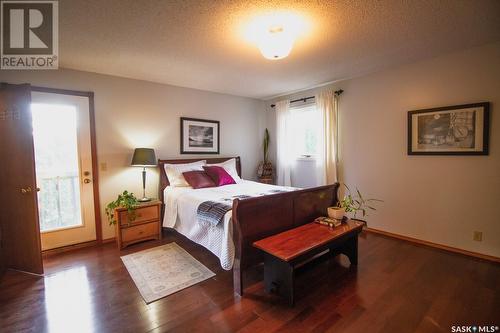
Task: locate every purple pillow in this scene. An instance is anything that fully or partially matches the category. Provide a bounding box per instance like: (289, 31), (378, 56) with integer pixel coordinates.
(203, 166), (236, 186)
(182, 171), (216, 189)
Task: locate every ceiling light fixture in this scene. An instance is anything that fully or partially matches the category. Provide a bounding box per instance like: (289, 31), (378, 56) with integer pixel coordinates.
(242, 11), (310, 61)
(258, 25), (295, 60)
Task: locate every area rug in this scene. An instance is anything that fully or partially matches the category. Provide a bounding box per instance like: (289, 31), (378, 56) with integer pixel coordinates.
(121, 242), (215, 303)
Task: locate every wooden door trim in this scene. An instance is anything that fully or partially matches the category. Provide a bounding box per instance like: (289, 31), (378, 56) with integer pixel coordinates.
(31, 86), (93, 97)
(30, 86), (103, 244)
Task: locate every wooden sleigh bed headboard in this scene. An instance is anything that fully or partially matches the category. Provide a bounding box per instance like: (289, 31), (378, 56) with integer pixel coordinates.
(157, 156), (241, 203)
(157, 156), (339, 296)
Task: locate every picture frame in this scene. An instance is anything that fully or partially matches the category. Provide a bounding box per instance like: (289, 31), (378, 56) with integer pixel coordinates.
(180, 117), (220, 154)
(408, 102), (490, 155)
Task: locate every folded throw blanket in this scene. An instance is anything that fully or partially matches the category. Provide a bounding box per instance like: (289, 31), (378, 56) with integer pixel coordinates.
(197, 201), (232, 226)
(196, 189), (294, 227)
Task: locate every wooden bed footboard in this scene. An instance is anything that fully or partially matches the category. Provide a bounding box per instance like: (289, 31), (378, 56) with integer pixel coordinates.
(231, 183), (340, 295)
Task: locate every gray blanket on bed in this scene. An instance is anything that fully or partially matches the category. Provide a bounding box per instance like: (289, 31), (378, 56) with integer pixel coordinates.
(196, 190), (290, 226)
(196, 201), (232, 226)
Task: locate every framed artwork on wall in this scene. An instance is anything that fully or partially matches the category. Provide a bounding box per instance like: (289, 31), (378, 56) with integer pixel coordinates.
(180, 117), (220, 154)
(408, 102), (490, 155)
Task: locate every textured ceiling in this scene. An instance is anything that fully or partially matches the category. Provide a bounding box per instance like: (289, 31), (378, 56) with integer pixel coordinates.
(59, 0), (500, 99)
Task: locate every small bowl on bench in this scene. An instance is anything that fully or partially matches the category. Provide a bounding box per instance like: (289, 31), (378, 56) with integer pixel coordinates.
(327, 207), (345, 220)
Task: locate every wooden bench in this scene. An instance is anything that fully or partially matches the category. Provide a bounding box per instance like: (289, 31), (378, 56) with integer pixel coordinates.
(253, 220), (364, 306)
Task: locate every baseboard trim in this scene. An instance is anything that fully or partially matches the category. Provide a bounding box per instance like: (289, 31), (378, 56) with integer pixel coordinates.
(365, 227), (500, 263)
(102, 237), (116, 244)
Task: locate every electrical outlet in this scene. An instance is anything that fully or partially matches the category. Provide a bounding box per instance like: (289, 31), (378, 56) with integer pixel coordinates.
(100, 162), (107, 171)
(473, 231), (482, 242)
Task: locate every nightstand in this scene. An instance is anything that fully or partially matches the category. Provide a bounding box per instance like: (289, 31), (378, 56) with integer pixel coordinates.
(114, 200), (162, 249)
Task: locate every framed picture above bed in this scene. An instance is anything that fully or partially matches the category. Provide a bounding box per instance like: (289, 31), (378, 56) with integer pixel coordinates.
(180, 117), (220, 154)
(408, 102), (490, 155)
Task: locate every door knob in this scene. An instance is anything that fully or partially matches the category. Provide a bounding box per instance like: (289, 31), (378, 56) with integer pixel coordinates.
(83, 178), (91, 184)
(36, 188), (41, 192)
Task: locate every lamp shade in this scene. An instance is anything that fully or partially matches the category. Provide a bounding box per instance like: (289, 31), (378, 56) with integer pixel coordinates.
(131, 148), (157, 167)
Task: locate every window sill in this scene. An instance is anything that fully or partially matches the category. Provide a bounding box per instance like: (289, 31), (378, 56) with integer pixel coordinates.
(296, 156), (317, 162)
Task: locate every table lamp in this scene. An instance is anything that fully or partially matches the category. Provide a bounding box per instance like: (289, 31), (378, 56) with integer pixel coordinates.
(131, 148), (157, 202)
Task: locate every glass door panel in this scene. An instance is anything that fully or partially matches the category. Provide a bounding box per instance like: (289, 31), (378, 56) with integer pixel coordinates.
(32, 103), (83, 232)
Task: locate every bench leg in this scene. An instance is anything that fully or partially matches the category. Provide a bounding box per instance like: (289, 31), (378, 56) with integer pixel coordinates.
(341, 235), (358, 266)
(264, 254), (295, 306)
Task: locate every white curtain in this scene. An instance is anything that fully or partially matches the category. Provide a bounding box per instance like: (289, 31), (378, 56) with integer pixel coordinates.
(315, 89), (339, 184)
(275, 99), (292, 186)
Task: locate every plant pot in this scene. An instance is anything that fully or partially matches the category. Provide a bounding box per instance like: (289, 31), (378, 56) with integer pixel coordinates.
(327, 207), (345, 220)
(258, 176), (274, 185)
(257, 161), (273, 178)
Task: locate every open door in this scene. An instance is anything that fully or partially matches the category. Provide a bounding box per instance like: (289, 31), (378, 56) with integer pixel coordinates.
(31, 91), (97, 250)
(0, 83), (43, 275)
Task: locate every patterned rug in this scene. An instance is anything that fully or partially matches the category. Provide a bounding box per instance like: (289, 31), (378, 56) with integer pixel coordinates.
(121, 242), (215, 303)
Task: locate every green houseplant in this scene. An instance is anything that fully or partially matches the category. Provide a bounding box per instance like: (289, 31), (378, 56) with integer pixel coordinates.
(105, 191), (139, 225)
(263, 127), (270, 164)
(328, 184), (382, 221)
(257, 128), (273, 180)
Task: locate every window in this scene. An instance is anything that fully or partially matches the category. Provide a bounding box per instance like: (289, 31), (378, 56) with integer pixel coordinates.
(289, 104), (321, 158)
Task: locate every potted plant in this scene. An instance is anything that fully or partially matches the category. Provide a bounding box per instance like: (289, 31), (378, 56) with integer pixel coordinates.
(328, 185), (382, 222)
(257, 128), (273, 183)
(105, 190), (139, 225)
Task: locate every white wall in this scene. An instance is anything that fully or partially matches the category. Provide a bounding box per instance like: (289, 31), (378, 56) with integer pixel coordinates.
(1, 69), (266, 239)
(2, 42), (499, 257)
(267, 42), (500, 258)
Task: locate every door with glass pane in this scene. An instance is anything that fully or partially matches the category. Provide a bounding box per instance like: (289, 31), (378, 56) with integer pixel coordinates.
(31, 92), (96, 250)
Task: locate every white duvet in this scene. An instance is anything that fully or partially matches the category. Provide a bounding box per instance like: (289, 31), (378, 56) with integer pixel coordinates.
(163, 180), (295, 270)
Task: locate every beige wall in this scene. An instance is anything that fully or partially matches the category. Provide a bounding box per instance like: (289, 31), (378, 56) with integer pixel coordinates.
(268, 42), (500, 257)
(1, 69), (266, 239)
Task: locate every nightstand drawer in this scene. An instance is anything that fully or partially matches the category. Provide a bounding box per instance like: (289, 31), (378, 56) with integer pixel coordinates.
(119, 205), (159, 225)
(122, 222), (158, 242)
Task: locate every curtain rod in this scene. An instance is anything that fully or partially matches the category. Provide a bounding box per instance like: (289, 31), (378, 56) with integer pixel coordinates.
(270, 89), (343, 108)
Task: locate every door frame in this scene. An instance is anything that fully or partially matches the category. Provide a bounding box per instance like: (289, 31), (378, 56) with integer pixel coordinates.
(31, 86), (103, 245)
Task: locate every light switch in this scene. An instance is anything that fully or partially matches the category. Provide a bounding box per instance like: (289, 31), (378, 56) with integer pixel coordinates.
(100, 162), (107, 171)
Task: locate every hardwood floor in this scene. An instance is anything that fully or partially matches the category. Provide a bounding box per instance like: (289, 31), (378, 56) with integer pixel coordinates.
(0, 229), (498, 333)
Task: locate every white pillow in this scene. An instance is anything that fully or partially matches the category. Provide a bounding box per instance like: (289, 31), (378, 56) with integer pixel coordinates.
(208, 158), (242, 183)
(164, 160), (206, 187)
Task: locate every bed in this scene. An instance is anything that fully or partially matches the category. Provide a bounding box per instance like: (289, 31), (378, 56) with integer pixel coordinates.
(158, 156), (340, 295)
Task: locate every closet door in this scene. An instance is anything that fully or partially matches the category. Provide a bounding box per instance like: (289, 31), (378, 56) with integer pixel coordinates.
(0, 83), (43, 275)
